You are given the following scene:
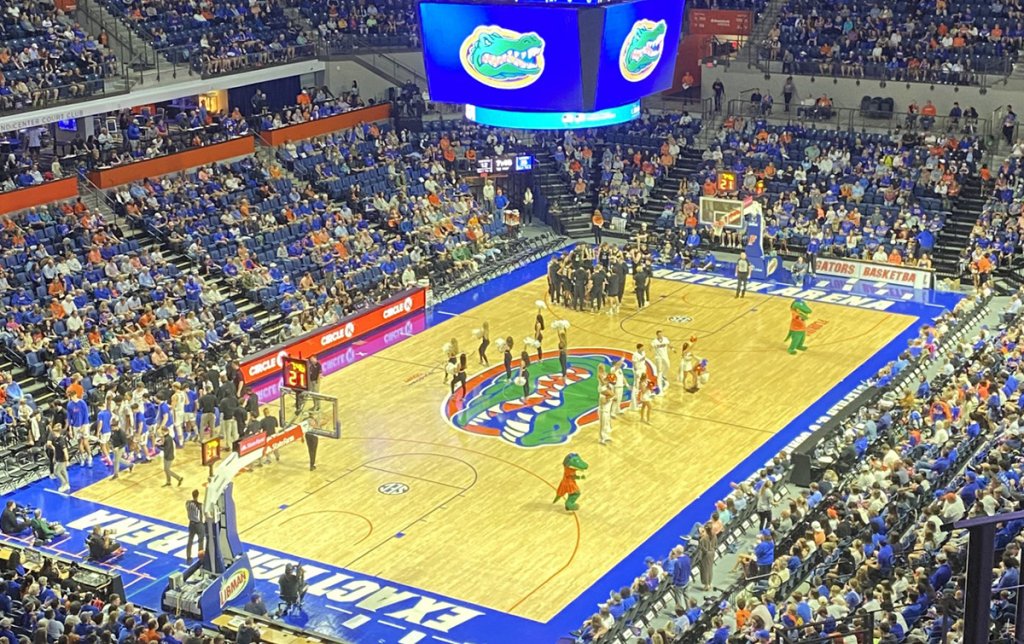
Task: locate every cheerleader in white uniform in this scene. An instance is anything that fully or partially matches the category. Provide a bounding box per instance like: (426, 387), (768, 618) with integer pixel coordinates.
(678, 337), (698, 391)
(598, 383), (615, 445)
(636, 372), (653, 424)
(443, 338), (459, 384)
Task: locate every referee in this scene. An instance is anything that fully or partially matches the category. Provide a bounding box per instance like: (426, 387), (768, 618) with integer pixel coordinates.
(185, 489), (205, 564)
(735, 251), (751, 298)
(309, 356), (322, 410)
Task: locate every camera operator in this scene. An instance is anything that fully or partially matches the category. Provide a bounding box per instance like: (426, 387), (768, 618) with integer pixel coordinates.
(30, 509), (66, 543)
(0, 501), (29, 535)
(86, 525), (121, 560)
(277, 564), (306, 614)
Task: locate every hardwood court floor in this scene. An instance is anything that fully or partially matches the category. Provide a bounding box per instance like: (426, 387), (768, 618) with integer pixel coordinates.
(75, 276), (916, 622)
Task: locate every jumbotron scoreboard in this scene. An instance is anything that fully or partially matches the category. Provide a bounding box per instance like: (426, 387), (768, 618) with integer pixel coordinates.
(418, 0), (684, 128)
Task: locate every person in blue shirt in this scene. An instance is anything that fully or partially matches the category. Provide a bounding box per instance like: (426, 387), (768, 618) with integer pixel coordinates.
(708, 616), (729, 643)
(670, 546), (691, 607)
(929, 553), (952, 591)
(96, 399), (114, 467)
(130, 355), (149, 374)
(753, 530), (774, 575)
(875, 538), (894, 577)
(794, 592), (812, 624)
(494, 188), (509, 213)
(995, 556), (1019, 590)
(67, 392), (92, 467)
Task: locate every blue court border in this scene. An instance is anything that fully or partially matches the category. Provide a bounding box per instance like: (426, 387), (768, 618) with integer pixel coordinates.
(2, 251), (964, 644)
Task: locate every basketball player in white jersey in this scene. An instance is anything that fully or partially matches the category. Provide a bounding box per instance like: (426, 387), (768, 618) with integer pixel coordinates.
(631, 343), (646, 410)
(652, 330), (671, 393)
(598, 382), (615, 445)
(170, 382), (187, 446)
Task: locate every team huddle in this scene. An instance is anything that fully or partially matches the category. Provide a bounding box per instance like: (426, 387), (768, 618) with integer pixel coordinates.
(547, 245), (659, 313)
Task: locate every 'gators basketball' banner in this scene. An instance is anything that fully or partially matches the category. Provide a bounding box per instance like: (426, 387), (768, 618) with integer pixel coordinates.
(688, 9), (753, 35)
(239, 287), (427, 385)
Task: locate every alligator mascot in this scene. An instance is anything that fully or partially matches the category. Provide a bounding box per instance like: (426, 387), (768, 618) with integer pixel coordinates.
(552, 452), (588, 512)
(785, 299), (812, 355)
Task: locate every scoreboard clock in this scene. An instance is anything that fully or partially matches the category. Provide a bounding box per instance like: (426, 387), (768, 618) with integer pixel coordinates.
(282, 356), (310, 392)
(717, 171), (737, 194)
(201, 437), (221, 467)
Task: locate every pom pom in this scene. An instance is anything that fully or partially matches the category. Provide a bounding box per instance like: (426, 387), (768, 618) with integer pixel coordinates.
(698, 373), (710, 385)
(514, 376), (526, 386)
(471, 328), (482, 338)
(535, 300), (547, 310)
(495, 338), (507, 351)
(445, 362), (457, 375)
(524, 337), (541, 349)
(551, 319), (570, 332)
(442, 342), (452, 354)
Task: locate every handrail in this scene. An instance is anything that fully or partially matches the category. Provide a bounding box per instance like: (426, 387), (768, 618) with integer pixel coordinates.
(752, 42), (1014, 89)
(0, 71), (130, 118)
(725, 98), (993, 141)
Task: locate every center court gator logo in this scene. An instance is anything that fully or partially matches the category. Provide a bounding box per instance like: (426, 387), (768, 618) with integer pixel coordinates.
(619, 18), (667, 82)
(459, 25), (545, 89)
(442, 348), (657, 448)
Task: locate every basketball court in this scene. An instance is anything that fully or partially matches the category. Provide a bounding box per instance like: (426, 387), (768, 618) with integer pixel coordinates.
(73, 268), (922, 624)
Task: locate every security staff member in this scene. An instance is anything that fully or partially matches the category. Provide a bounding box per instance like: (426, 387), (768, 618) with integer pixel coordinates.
(185, 489), (204, 564)
(197, 387), (218, 438)
(260, 408), (280, 465)
(305, 432), (319, 471)
(160, 427), (183, 487)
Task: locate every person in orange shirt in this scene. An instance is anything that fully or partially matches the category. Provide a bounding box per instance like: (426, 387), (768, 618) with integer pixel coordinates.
(67, 376), (84, 400)
(47, 279), (65, 297)
(888, 248), (903, 265)
(296, 90), (310, 105)
(703, 178), (717, 196)
(49, 300), (65, 319)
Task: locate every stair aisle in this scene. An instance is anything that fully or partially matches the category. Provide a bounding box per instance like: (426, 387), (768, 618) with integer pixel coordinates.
(931, 176), (985, 282)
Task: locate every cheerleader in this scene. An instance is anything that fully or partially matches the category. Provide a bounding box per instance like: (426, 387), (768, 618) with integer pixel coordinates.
(558, 337), (568, 377)
(610, 360), (626, 417)
(451, 353), (468, 397)
(502, 337), (514, 381)
(534, 302), (546, 361)
(519, 362), (530, 399)
(637, 372), (653, 424)
(443, 338), (459, 384)
(678, 337), (699, 392)
(520, 348), (532, 369)
(477, 321), (491, 365)
(598, 382), (615, 445)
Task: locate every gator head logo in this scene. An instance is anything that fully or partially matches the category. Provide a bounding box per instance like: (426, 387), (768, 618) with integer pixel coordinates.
(460, 25), (545, 89)
(619, 18), (667, 82)
(442, 348), (657, 448)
